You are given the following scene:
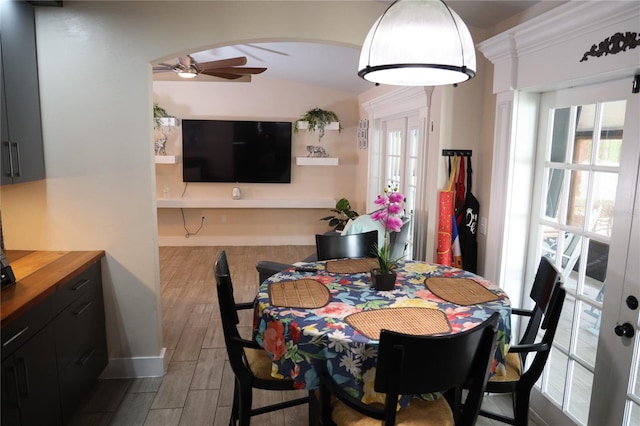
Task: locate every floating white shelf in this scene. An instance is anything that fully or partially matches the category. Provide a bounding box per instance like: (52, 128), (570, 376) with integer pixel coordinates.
(155, 155), (178, 164)
(156, 198), (337, 209)
(296, 157), (339, 166)
(296, 121), (339, 131)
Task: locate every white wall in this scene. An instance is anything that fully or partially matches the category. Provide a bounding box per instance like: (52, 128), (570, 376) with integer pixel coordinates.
(154, 75), (362, 246)
(1, 0), (388, 377)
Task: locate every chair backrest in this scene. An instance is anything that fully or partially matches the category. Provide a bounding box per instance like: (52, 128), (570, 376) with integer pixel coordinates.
(315, 230), (378, 261)
(214, 250), (248, 378)
(388, 216), (411, 260)
(520, 256), (562, 346)
(520, 282), (566, 387)
(374, 312), (500, 425)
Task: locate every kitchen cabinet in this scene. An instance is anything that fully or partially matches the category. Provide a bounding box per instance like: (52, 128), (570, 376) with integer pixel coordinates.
(0, 0), (45, 185)
(2, 322), (62, 426)
(1, 251), (107, 425)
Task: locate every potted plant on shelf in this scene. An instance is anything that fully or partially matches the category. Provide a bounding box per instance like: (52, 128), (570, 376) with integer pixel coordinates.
(153, 103), (178, 155)
(320, 198), (359, 232)
(295, 107), (341, 142)
(370, 185), (405, 291)
(153, 103), (169, 129)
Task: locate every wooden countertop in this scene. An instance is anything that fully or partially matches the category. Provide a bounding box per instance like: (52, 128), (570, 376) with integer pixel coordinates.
(1, 250), (105, 327)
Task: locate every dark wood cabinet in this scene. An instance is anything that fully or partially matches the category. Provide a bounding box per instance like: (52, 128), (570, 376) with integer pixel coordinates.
(0, 0), (45, 185)
(53, 262), (108, 423)
(2, 323), (62, 426)
(1, 252), (107, 426)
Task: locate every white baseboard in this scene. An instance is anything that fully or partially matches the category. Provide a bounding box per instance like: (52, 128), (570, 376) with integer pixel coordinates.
(158, 235), (316, 247)
(100, 348), (167, 378)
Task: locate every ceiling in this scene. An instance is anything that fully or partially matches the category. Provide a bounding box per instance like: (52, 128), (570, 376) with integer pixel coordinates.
(152, 1), (563, 94)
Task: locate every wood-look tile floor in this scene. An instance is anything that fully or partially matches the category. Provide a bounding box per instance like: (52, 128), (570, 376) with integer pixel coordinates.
(68, 246), (542, 426)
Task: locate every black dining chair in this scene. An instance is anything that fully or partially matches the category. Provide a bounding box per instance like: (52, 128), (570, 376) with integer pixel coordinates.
(214, 251), (308, 426)
(476, 257), (565, 426)
(319, 312), (500, 426)
(315, 230), (378, 261)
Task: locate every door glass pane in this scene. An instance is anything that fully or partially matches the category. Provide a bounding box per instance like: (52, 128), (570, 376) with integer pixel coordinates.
(554, 293), (574, 351)
(545, 168), (565, 220)
(626, 401), (640, 426)
(573, 104), (596, 164)
(567, 361), (594, 425)
(582, 240), (607, 303)
(575, 301), (599, 366)
(550, 107), (570, 163)
(597, 100), (625, 167)
(560, 231), (582, 284)
(590, 172), (617, 236)
(567, 170), (587, 228)
(545, 348), (568, 405)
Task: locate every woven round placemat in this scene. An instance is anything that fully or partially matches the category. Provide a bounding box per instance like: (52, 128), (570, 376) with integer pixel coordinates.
(269, 279), (330, 308)
(325, 258), (380, 274)
(345, 308), (451, 340)
(425, 277), (499, 306)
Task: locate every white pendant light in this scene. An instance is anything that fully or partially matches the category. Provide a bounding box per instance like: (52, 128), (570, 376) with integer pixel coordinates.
(358, 0), (476, 86)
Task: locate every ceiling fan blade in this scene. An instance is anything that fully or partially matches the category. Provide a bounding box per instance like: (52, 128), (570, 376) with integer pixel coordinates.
(152, 68), (174, 73)
(201, 70), (244, 80)
(209, 67), (267, 75)
(197, 56), (247, 71)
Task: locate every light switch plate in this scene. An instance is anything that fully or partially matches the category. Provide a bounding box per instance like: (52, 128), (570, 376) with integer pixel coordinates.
(479, 217), (487, 235)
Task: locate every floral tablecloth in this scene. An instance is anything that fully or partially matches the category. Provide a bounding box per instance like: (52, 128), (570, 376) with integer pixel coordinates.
(253, 260), (511, 407)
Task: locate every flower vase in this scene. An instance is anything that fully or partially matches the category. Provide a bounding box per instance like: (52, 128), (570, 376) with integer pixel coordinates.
(371, 269), (397, 291)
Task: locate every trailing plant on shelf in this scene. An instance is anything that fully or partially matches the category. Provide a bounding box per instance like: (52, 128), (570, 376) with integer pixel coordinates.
(153, 103), (170, 129)
(295, 107), (341, 142)
(320, 198), (359, 232)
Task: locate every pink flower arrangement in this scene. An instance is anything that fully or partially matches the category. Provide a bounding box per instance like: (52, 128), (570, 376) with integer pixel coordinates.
(371, 185), (405, 274)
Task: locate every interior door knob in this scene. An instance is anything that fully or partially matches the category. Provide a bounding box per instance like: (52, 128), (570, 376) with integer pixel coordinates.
(614, 322), (635, 338)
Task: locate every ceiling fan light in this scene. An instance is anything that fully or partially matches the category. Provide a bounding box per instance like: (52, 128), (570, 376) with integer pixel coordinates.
(358, 0), (476, 86)
(178, 69), (197, 79)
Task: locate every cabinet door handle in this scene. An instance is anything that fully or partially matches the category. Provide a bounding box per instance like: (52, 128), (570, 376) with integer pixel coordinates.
(75, 301), (93, 315)
(3, 365), (20, 407)
(11, 141), (21, 177)
(72, 279), (90, 291)
(2, 326), (29, 347)
(77, 348), (95, 366)
(15, 357), (30, 398)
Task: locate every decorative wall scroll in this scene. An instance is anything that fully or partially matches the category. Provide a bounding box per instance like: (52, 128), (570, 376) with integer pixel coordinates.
(358, 119), (369, 149)
(580, 31), (639, 62)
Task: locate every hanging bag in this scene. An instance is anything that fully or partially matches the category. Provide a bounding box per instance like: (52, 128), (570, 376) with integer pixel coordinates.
(455, 156), (466, 227)
(459, 157), (479, 273)
(437, 155), (458, 265)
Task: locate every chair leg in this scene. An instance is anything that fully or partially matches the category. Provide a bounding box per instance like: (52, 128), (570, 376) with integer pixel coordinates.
(238, 382), (253, 426)
(230, 381), (239, 426)
(514, 390), (531, 426)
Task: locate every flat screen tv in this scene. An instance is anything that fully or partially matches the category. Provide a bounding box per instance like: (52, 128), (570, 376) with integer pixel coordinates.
(182, 119), (292, 183)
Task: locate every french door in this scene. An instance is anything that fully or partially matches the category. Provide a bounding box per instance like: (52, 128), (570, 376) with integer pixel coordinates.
(529, 78), (639, 425)
(376, 116), (421, 258)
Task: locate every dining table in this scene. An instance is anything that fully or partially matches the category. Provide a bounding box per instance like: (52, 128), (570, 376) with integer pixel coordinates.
(253, 258), (512, 409)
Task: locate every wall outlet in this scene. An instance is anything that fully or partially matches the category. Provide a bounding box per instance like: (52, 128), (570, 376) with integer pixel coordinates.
(201, 216), (206, 223)
(221, 215), (227, 224)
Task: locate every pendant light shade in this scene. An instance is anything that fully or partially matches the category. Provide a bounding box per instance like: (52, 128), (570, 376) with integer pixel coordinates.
(358, 0), (476, 86)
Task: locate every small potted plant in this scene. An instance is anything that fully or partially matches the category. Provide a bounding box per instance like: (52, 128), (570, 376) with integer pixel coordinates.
(295, 107), (341, 142)
(153, 103), (178, 155)
(370, 185), (405, 290)
(320, 198), (359, 232)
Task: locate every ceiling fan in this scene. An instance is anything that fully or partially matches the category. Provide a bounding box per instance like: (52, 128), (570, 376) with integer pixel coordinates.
(153, 55), (267, 80)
